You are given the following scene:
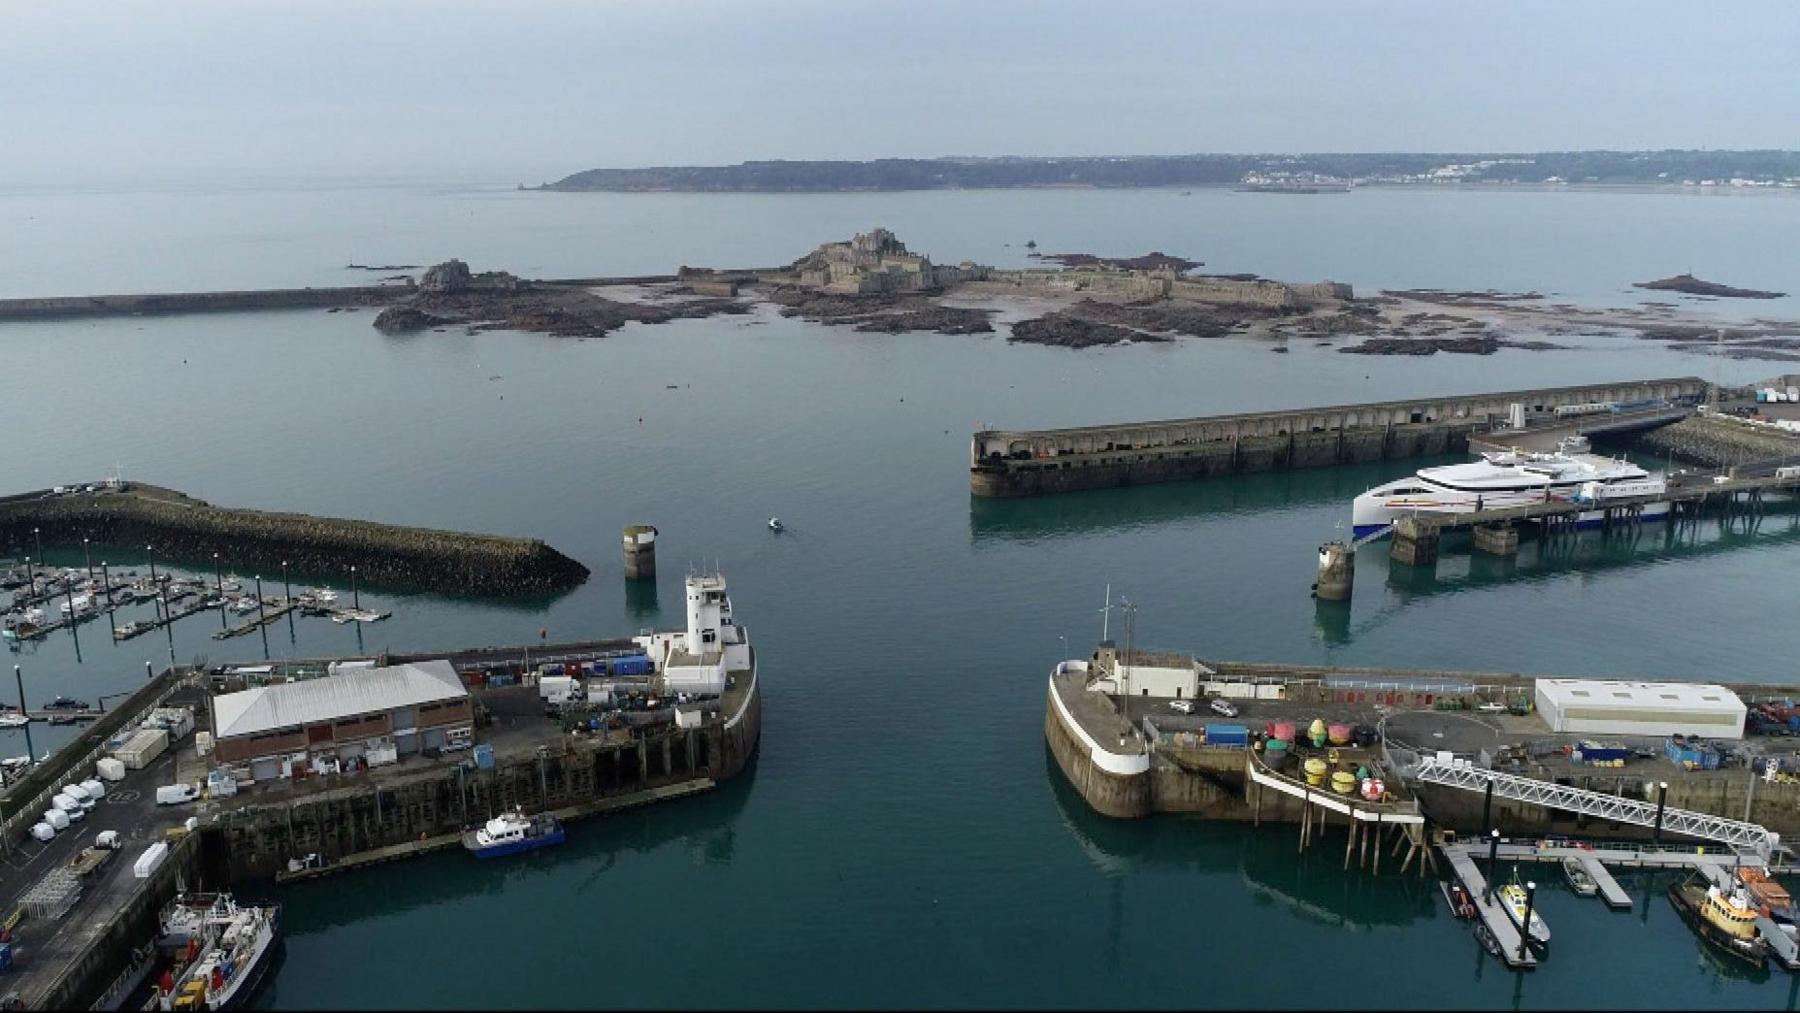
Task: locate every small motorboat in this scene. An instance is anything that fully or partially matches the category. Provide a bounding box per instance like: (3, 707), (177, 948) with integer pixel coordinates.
(230, 596), (261, 614)
(462, 807), (565, 858)
(1440, 880), (1477, 919)
(1498, 874), (1551, 949)
(1739, 867), (1798, 923)
(0, 713), (30, 728)
(767, 517), (784, 532)
(45, 696), (90, 711)
(1561, 856), (1599, 898)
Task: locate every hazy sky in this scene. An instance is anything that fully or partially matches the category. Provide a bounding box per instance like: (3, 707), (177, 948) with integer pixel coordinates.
(4, 0), (1796, 185)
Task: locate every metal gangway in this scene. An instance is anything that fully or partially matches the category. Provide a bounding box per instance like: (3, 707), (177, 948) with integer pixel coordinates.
(1410, 756), (1781, 858)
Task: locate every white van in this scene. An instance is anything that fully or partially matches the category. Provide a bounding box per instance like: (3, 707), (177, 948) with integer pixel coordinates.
(156, 783), (200, 806)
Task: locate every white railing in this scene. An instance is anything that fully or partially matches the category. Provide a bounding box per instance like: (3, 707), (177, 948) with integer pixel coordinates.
(1412, 755), (1780, 856)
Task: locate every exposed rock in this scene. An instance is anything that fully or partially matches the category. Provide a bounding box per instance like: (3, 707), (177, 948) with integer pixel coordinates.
(852, 307), (995, 335)
(372, 306), (457, 333)
(1009, 313), (1162, 348)
(1055, 298), (1241, 338)
(420, 259), (474, 293)
(347, 262), (422, 271)
(1339, 335), (1501, 356)
(1038, 251), (1203, 272)
(1633, 273), (1785, 299)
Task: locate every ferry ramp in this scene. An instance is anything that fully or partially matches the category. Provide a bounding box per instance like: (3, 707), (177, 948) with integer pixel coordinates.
(1469, 404), (1694, 454)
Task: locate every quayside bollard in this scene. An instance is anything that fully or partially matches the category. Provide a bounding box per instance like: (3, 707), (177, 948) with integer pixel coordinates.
(622, 525), (657, 580)
(1312, 540), (1354, 600)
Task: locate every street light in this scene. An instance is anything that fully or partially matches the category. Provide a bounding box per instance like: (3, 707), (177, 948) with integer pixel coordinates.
(281, 560), (290, 601)
(32, 527), (42, 563)
(350, 565), (359, 608)
(13, 665), (33, 761)
(254, 575), (265, 622)
(82, 538), (92, 581)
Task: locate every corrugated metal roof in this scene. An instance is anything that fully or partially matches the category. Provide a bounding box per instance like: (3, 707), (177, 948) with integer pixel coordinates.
(212, 660), (466, 741)
(1536, 678), (1745, 713)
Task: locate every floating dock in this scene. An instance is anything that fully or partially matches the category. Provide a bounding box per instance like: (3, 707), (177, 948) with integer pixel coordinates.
(1441, 847), (1538, 969)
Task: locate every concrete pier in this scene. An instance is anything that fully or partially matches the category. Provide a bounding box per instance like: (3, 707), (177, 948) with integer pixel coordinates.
(1389, 518), (1440, 566)
(971, 377), (1706, 497)
(1312, 541), (1354, 600)
(622, 524), (658, 580)
(1472, 522), (1520, 557)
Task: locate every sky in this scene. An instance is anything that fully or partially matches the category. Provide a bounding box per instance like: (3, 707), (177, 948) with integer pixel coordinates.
(3, 0), (1797, 186)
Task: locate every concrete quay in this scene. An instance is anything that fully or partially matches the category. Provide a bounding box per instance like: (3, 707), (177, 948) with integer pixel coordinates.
(971, 377), (1707, 497)
(1046, 653), (1800, 847)
(0, 638), (760, 1008)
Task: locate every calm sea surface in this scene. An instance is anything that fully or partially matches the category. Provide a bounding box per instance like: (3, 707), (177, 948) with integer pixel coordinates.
(3, 181), (1799, 1009)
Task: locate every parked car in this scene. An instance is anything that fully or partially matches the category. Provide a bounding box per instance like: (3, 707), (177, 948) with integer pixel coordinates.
(1476, 701), (1506, 714)
(1209, 698), (1239, 718)
(1169, 699), (1194, 715)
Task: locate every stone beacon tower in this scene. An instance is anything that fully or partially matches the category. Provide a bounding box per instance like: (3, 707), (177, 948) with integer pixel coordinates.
(622, 525), (657, 580)
(1313, 540), (1354, 600)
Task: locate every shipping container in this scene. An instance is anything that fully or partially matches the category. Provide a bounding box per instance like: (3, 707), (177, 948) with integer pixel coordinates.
(1204, 723), (1250, 747)
(96, 757), (126, 782)
(114, 728), (169, 770)
(473, 743), (495, 770)
(133, 841), (169, 879)
(1575, 740), (1631, 763)
(610, 655), (652, 677)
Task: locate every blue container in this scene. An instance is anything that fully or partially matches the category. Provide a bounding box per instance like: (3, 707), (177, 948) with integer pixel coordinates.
(0, 941), (12, 972)
(1204, 723), (1250, 747)
(611, 655), (651, 677)
(473, 743), (495, 769)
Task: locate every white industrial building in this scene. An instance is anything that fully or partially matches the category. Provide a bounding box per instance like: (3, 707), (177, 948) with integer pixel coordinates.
(636, 572), (750, 698)
(1086, 643), (1213, 699)
(1534, 679), (1746, 739)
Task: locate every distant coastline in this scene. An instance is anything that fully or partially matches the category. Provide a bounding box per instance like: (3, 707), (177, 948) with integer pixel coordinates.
(533, 150), (1800, 194)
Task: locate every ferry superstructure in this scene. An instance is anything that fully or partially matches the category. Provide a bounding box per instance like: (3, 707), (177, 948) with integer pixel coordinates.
(1351, 438), (1668, 538)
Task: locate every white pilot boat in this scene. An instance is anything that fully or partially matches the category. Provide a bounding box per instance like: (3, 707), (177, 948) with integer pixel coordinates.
(1352, 436), (1668, 539)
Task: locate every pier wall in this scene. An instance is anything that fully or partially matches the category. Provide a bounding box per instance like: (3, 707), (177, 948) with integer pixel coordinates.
(1043, 694), (1151, 819)
(0, 284), (412, 321)
(212, 686), (759, 880)
(972, 377), (1707, 497)
(0, 484), (588, 597)
(29, 833), (204, 1011)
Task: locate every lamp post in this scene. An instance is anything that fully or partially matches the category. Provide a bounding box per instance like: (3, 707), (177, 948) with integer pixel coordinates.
(32, 527), (42, 565)
(281, 560), (290, 602)
(147, 545), (163, 625)
(1654, 781), (1669, 846)
(1486, 828), (1501, 901)
(22, 555), (31, 587)
(82, 537), (92, 582)
(254, 575), (265, 622)
(1482, 778), (1495, 834)
(13, 666), (33, 762)
(214, 552), (226, 628)
(350, 565), (359, 609)
(1517, 881), (1539, 961)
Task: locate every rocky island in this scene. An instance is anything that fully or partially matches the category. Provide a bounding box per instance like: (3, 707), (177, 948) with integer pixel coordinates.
(1632, 273), (1787, 299)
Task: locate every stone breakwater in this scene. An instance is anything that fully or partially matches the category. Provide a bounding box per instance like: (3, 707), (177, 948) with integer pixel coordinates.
(1634, 414), (1800, 468)
(0, 485), (588, 597)
(0, 284), (411, 321)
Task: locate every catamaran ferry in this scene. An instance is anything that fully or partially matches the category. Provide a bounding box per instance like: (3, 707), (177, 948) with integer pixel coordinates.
(1352, 436), (1669, 539)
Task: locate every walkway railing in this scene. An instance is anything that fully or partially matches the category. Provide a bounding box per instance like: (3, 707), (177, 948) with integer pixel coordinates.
(1412, 755), (1780, 856)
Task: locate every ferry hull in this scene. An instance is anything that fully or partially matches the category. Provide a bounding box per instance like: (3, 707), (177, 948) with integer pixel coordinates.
(464, 827), (566, 858)
(1352, 502), (1671, 542)
(213, 913), (283, 1011)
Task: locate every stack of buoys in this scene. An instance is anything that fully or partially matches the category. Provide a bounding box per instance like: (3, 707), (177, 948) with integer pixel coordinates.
(1268, 721), (1296, 743)
(1308, 718), (1329, 748)
(1328, 722), (1352, 746)
(1330, 769), (1357, 795)
(1304, 757), (1328, 786)
(1265, 738), (1290, 770)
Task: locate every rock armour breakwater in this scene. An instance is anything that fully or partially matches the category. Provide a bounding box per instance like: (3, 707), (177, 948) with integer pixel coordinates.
(0, 284), (411, 321)
(0, 485), (588, 597)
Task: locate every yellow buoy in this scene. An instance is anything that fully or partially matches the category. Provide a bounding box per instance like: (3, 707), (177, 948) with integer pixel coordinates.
(1304, 758), (1327, 786)
(1331, 770), (1356, 795)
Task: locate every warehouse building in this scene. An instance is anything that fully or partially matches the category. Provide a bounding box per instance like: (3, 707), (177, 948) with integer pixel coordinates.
(211, 659), (473, 781)
(1534, 679), (1746, 739)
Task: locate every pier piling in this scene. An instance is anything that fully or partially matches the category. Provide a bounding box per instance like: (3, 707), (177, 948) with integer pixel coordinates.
(623, 525), (658, 580)
(1472, 522), (1519, 557)
(1313, 540), (1354, 600)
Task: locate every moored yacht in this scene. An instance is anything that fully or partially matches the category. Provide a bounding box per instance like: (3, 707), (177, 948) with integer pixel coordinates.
(1352, 436), (1669, 538)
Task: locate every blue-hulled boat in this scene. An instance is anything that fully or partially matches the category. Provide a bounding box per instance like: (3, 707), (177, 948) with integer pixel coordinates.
(462, 808), (565, 858)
